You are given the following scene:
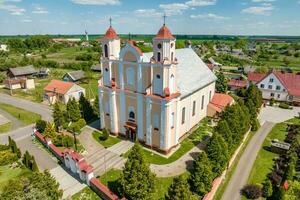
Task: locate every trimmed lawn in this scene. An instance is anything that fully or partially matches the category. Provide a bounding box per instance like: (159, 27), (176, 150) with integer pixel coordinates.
(124, 117), (212, 165)
(99, 169), (177, 200)
(72, 187), (101, 200)
(247, 118), (300, 186)
(0, 165), (29, 192)
(0, 122), (12, 134)
(0, 103), (41, 125)
(92, 131), (121, 148)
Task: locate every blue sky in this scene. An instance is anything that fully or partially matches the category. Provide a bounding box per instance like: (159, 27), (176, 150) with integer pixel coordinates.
(0, 0), (300, 36)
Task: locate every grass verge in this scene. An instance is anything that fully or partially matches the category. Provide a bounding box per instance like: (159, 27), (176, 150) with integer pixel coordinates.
(92, 131), (121, 148)
(0, 122), (12, 134)
(0, 103), (41, 125)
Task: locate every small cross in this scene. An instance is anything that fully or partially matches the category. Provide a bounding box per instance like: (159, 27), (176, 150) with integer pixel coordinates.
(163, 13), (167, 26)
(109, 17), (112, 27)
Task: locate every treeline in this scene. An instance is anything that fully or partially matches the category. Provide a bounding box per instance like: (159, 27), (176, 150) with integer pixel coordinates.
(7, 35), (51, 52)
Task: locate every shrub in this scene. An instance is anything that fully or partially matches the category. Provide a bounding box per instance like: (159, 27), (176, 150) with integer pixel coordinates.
(279, 103), (291, 109)
(69, 122), (81, 133)
(241, 184), (262, 199)
(77, 118), (86, 129)
(262, 179), (273, 198)
(36, 119), (47, 133)
(100, 128), (109, 141)
(0, 144), (9, 151)
(270, 98), (275, 106)
(62, 135), (74, 148)
(0, 150), (18, 166)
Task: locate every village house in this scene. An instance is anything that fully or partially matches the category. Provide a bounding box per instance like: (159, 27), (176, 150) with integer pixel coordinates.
(248, 70), (300, 104)
(207, 57), (222, 71)
(63, 70), (86, 83)
(44, 80), (85, 104)
(98, 23), (222, 154)
(7, 65), (37, 78)
(0, 44), (8, 52)
(228, 79), (247, 91)
(4, 65), (37, 90)
(207, 93), (234, 117)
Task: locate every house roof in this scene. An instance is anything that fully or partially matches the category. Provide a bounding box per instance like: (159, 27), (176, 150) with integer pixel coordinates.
(44, 80), (75, 95)
(142, 48), (217, 97)
(208, 93), (234, 113)
(228, 79), (247, 88)
(64, 149), (84, 162)
(154, 25), (175, 40)
(102, 26), (119, 40)
(8, 65), (37, 77)
(248, 71), (300, 96)
(65, 70), (86, 81)
(248, 72), (266, 82)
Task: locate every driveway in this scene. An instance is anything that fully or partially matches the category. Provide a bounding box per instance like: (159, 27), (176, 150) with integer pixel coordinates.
(259, 105), (300, 124)
(221, 121), (275, 200)
(0, 93), (52, 121)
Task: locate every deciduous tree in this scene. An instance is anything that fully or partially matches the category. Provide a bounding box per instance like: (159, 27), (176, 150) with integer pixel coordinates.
(166, 175), (196, 200)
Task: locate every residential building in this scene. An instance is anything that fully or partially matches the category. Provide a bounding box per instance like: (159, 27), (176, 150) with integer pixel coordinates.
(63, 70), (86, 82)
(0, 44), (8, 51)
(98, 23), (217, 154)
(207, 93), (234, 117)
(228, 79), (247, 91)
(248, 70), (300, 104)
(7, 65), (37, 78)
(44, 80), (85, 104)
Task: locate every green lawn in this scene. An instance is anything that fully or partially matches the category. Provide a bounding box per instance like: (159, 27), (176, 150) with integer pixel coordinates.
(124, 118), (212, 165)
(0, 165), (29, 192)
(99, 169), (176, 200)
(92, 131), (121, 148)
(0, 103), (41, 125)
(0, 122), (12, 134)
(72, 187), (101, 200)
(247, 118), (300, 186)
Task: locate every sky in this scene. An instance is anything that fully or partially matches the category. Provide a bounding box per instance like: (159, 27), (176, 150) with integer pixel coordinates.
(0, 0), (300, 36)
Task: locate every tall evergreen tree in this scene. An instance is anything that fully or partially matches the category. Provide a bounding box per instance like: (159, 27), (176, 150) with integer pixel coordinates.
(66, 98), (81, 122)
(93, 96), (100, 118)
(31, 155), (39, 172)
(206, 134), (229, 177)
(214, 120), (233, 151)
(53, 102), (64, 130)
(44, 123), (56, 139)
(189, 152), (213, 197)
(79, 94), (95, 122)
(119, 143), (155, 200)
(166, 175), (196, 200)
(215, 71), (228, 93)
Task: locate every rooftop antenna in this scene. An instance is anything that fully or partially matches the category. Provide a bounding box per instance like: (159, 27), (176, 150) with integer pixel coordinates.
(109, 17), (112, 27)
(163, 13), (167, 26)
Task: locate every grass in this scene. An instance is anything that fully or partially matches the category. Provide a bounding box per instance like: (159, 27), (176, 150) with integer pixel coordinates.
(0, 165), (29, 192)
(0, 122), (12, 134)
(123, 117), (212, 165)
(213, 131), (255, 200)
(99, 169), (177, 200)
(72, 187), (101, 200)
(0, 103), (41, 125)
(92, 131), (121, 148)
(247, 118), (300, 186)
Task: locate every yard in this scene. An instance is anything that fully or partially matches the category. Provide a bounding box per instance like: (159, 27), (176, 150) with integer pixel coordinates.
(247, 118), (300, 186)
(0, 103), (41, 125)
(92, 130), (121, 148)
(123, 117), (212, 165)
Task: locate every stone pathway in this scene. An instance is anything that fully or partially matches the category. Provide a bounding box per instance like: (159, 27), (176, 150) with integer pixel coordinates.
(107, 140), (134, 156)
(50, 166), (86, 199)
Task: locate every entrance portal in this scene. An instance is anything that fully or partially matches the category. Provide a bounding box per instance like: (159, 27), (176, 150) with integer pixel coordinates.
(124, 121), (137, 142)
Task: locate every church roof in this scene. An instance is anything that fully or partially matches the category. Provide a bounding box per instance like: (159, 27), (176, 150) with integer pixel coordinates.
(102, 26), (119, 40)
(142, 48), (217, 97)
(154, 25), (175, 40)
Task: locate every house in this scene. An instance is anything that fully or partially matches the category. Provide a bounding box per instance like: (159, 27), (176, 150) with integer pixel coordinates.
(228, 79), (247, 91)
(7, 65), (37, 78)
(63, 70), (86, 82)
(4, 78), (35, 90)
(91, 64), (101, 72)
(207, 93), (234, 117)
(98, 22), (218, 154)
(0, 44), (8, 52)
(207, 57), (222, 71)
(44, 80), (85, 104)
(248, 70), (300, 104)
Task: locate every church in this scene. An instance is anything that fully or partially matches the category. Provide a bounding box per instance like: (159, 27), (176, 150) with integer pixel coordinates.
(98, 21), (217, 154)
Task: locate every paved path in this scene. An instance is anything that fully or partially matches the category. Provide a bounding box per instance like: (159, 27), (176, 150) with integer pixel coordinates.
(0, 109), (24, 130)
(0, 93), (52, 121)
(107, 140), (134, 156)
(259, 105), (300, 124)
(0, 125), (34, 144)
(221, 121), (275, 200)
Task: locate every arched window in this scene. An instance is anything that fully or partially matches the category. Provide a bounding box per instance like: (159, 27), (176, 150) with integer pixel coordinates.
(104, 44), (108, 58)
(157, 52), (161, 62)
(170, 74), (175, 93)
(129, 111), (135, 121)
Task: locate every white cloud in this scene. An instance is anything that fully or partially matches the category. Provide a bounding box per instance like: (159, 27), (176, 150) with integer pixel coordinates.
(0, 4), (25, 15)
(159, 3), (189, 16)
(185, 0), (217, 7)
(134, 9), (162, 18)
(190, 13), (229, 20)
(242, 5), (274, 15)
(70, 0), (120, 5)
(32, 5), (49, 14)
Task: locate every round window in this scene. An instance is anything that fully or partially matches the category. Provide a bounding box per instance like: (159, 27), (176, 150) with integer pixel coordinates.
(157, 43), (162, 49)
(156, 74), (160, 79)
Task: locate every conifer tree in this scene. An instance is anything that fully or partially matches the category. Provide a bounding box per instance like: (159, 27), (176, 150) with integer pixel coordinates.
(189, 152), (213, 197)
(166, 175), (196, 200)
(79, 94), (95, 122)
(93, 95), (100, 117)
(31, 155), (39, 172)
(214, 120), (233, 151)
(66, 98), (81, 122)
(119, 143), (155, 200)
(53, 102), (64, 130)
(44, 123), (57, 139)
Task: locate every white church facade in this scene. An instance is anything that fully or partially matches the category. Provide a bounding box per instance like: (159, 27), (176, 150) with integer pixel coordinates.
(98, 23), (217, 153)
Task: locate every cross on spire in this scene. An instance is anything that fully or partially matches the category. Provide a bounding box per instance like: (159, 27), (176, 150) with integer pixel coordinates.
(163, 13), (167, 26)
(109, 17), (112, 27)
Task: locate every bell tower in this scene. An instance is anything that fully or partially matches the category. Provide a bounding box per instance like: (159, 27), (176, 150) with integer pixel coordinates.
(101, 18), (120, 59)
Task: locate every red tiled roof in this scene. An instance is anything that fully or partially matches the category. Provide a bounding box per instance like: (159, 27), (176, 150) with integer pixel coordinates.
(207, 63), (214, 70)
(44, 80), (74, 95)
(283, 180), (289, 190)
(64, 149), (84, 162)
(35, 131), (46, 143)
(155, 25), (175, 40)
(49, 143), (63, 157)
(248, 72), (266, 82)
(228, 79), (247, 88)
(103, 26), (119, 40)
(90, 177), (120, 200)
(78, 160), (93, 173)
(208, 93), (234, 113)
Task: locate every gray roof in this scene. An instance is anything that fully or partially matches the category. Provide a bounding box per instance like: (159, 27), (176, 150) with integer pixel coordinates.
(142, 48), (217, 97)
(65, 70), (86, 81)
(9, 65), (37, 76)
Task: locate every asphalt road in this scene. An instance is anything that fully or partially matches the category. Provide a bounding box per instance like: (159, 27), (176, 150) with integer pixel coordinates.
(221, 121), (275, 200)
(0, 124), (33, 144)
(0, 93), (52, 121)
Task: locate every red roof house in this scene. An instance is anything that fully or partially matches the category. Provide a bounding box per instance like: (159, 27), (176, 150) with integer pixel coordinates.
(207, 93), (234, 116)
(228, 79), (247, 90)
